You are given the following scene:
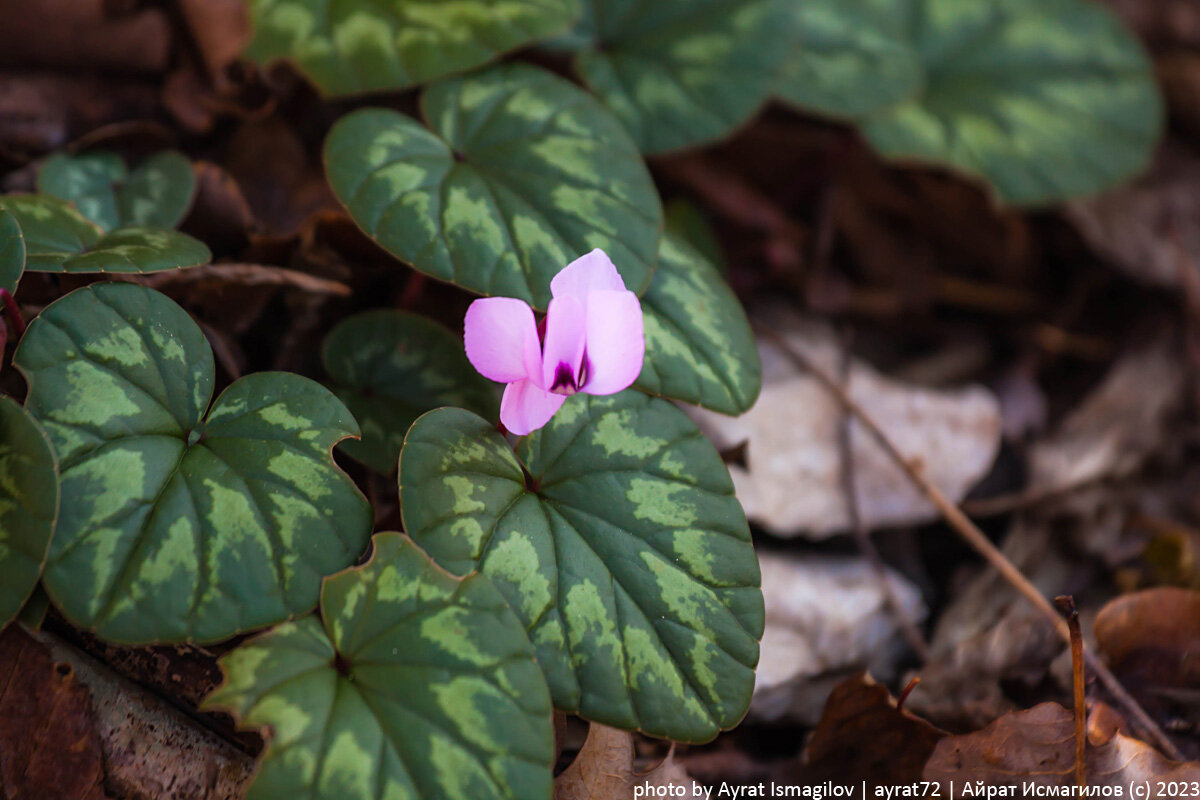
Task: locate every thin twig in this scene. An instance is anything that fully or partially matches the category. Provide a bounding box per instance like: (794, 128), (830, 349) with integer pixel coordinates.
(962, 480), (1101, 517)
(1056, 596), (1087, 792)
(753, 320), (1184, 760)
(835, 332), (931, 662)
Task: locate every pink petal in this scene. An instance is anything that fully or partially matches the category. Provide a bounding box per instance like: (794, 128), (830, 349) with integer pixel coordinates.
(581, 289), (644, 396)
(464, 297), (541, 384)
(550, 249), (626, 302)
(540, 295), (586, 391)
(501, 379), (567, 435)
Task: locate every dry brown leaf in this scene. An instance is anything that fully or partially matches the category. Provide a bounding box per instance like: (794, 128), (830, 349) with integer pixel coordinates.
(1029, 336), (1183, 495)
(689, 311), (1001, 538)
(182, 161), (257, 253)
(0, 72), (161, 156)
(1157, 54), (1200, 141)
(783, 673), (944, 788)
(555, 723), (635, 800)
(1094, 587), (1200, 745)
(138, 262), (352, 296)
(37, 630), (255, 800)
(163, 66), (221, 135)
(0, 2), (170, 74)
(925, 702), (1200, 795)
(226, 116), (339, 237)
(177, 0), (251, 83)
(639, 750), (706, 799)
(1096, 587), (1200, 678)
(0, 625), (109, 800)
(905, 519), (1070, 731)
(835, 161), (1037, 295)
(753, 552), (926, 724)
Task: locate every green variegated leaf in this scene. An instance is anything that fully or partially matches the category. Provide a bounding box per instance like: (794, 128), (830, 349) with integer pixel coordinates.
(246, 0), (581, 96)
(0, 195), (211, 274)
(400, 394), (763, 742)
(31, 226), (211, 274)
(36, 152), (125, 232)
(569, 0), (790, 153)
(0, 397), (58, 628)
(776, 0), (919, 120)
(115, 152), (196, 229)
(636, 232), (760, 415)
(0, 210), (23, 292)
(204, 532), (554, 800)
(14, 282), (372, 644)
(38, 150), (197, 231)
(325, 63), (662, 309)
(0, 194), (102, 257)
(779, 0), (1163, 205)
(322, 310), (499, 474)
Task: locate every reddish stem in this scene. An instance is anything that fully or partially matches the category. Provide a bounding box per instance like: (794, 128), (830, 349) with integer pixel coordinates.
(0, 289), (24, 337)
(400, 272), (428, 310)
(896, 677), (921, 712)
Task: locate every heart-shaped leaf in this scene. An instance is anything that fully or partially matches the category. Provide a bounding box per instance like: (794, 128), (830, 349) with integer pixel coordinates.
(322, 310), (499, 474)
(36, 152), (124, 232)
(400, 394), (763, 742)
(0, 397), (58, 628)
(0, 194), (102, 259)
(32, 226), (212, 274)
(569, 0), (790, 154)
(636, 231), (760, 415)
(38, 150), (197, 231)
(325, 63), (662, 309)
(246, 0), (581, 96)
(14, 282), (372, 644)
(204, 532), (554, 800)
(0, 210), (23, 292)
(0, 195), (211, 274)
(776, 0), (920, 120)
(779, 0), (1163, 205)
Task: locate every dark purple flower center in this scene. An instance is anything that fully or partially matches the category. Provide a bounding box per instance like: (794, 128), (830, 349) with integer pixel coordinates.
(550, 354), (590, 395)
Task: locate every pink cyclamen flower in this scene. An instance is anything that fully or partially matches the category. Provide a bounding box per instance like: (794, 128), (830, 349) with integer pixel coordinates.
(464, 249), (645, 435)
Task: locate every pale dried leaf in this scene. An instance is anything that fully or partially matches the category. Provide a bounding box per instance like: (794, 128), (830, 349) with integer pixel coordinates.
(1030, 336), (1183, 494)
(689, 312), (1001, 538)
(37, 631), (254, 800)
(639, 750), (706, 799)
(1065, 145), (1200, 290)
(752, 552), (926, 724)
(555, 723), (634, 800)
